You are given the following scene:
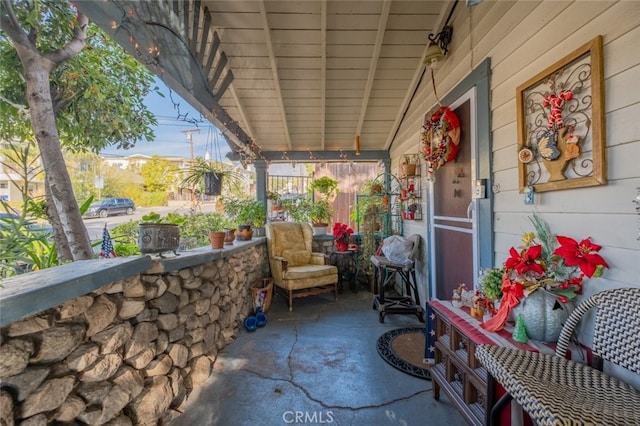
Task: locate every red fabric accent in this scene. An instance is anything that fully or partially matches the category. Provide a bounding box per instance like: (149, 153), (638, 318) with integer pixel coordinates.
(481, 278), (523, 332)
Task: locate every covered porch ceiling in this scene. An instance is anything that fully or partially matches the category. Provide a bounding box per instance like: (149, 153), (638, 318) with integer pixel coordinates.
(77, 0), (455, 162)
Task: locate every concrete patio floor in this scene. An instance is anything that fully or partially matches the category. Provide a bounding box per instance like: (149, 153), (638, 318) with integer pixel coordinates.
(170, 288), (465, 426)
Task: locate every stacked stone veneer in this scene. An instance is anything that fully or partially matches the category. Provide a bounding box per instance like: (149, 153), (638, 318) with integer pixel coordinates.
(0, 243), (268, 425)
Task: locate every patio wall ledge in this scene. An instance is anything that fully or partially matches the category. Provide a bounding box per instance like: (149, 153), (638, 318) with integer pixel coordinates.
(0, 238), (269, 425)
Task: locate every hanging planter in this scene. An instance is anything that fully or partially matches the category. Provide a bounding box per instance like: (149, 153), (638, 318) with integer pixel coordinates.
(421, 106), (461, 171)
(204, 172), (223, 196)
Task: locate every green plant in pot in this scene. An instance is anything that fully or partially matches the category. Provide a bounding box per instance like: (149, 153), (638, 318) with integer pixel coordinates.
(223, 197), (266, 240)
(308, 199), (334, 234)
(180, 157), (244, 197)
(138, 212), (185, 256)
(310, 176), (339, 199)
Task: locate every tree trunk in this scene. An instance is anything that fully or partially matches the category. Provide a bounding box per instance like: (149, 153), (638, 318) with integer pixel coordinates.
(23, 53), (92, 261)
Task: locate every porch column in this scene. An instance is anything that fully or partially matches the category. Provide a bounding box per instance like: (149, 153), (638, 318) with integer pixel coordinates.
(254, 159), (267, 206)
(381, 158), (391, 191)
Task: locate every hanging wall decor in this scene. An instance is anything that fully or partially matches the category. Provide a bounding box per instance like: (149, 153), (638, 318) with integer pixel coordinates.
(517, 36), (606, 193)
(420, 105), (461, 172)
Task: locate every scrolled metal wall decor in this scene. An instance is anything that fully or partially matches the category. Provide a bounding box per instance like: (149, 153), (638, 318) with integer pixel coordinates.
(517, 36), (606, 193)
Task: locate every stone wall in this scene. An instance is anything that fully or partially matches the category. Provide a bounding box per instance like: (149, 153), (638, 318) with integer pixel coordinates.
(0, 242), (269, 425)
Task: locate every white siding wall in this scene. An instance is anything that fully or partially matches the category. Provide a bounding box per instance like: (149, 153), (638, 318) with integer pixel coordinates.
(390, 1), (640, 385)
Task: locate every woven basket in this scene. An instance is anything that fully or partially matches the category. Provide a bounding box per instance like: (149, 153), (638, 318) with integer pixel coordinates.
(251, 278), (274, 313)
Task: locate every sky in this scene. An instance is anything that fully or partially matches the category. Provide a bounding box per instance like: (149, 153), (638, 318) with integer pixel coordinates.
(100, 78), (230, 161)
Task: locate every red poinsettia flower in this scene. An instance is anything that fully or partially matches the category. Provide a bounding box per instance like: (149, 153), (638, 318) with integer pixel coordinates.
(505, 245), (544, 276)
(553, 236), (609, 278)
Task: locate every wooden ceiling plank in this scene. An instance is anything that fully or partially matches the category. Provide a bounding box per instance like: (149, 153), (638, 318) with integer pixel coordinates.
(320, 0), (327, 150)
(355, 0), (391, 149)
(383, 0), (455, 149)
(259, 0), (292, 149)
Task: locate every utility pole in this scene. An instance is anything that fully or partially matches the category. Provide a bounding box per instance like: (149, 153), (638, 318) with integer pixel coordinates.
(181, 129), (200, 165)
(181, 129), (200, 204)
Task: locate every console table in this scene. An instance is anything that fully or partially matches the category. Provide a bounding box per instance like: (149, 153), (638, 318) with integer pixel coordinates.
(427, 300), (585, 426)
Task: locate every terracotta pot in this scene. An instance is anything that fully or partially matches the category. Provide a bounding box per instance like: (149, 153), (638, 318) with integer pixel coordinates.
(223, 229), (236, 245)
(235, 226), (253, 241)
(209, 231), (225, 249)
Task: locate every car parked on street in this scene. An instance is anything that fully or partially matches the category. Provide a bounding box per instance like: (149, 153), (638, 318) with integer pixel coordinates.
(83, 198), (136, 218)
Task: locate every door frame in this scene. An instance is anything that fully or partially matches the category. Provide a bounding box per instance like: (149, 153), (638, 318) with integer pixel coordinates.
(427, 58), (493, 300)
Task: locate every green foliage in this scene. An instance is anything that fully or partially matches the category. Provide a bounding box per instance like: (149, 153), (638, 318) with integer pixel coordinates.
(114, 242), (139, 257)
(140, 212), (185, 225)
(310, 176), (339, 199)
(180, 212), (232, 241)
(141, 156), (179, 192)
(0, 1), (161, 152)
(223, 197), (266, 228)
(281, 197), (310, 223)
(0, 142), (58, 277)
(110, 220), (140, 246)
(480, 267), (505, 300)
(308, 199), (333, 224)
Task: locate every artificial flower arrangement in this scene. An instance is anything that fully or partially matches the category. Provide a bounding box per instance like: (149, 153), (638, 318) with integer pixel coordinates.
(482, 213), (609, 332)
(332, 222), (353, 252)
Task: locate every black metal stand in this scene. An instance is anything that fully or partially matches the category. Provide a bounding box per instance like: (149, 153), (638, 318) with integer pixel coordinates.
(371, 255), (424, 323)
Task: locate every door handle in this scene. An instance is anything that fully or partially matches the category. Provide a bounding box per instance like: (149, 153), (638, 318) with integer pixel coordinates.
(467, 201), (473, 220)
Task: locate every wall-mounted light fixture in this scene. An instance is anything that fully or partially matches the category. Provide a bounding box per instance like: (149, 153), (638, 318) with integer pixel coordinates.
(424, 25), (453, 68)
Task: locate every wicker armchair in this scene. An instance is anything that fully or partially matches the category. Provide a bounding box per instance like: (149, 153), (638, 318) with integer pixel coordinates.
(476, 287), (640, 426)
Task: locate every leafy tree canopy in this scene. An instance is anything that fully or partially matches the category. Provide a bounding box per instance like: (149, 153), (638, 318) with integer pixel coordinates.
(141, 155), (179, 192)
(0, 0), (161, 153)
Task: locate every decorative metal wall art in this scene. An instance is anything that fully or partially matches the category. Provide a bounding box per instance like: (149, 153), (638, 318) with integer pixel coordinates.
(517, 36), (606, 193)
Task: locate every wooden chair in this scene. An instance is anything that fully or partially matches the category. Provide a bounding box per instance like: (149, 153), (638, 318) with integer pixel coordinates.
(476, 287), (640, 426)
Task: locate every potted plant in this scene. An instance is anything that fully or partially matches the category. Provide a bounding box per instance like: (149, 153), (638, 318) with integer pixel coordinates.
(401, 154), (418, 177)
(281, 197), (310, 223)
(180, 157), (244, 197)
(482, 213), (609, 342)
(223, 197), (266, 240)
(138, 212), (185, 255)
(310, 176), (339, 199)
(198, 212), (232, 249)
(309, 199), (334, 235)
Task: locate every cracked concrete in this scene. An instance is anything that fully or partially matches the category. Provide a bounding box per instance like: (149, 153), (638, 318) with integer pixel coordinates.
(170, 290), (465, 426)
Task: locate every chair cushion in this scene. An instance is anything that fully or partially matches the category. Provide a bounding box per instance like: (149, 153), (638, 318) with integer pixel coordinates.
(282, 249), (311, 266)
(283, 264), (337, 280)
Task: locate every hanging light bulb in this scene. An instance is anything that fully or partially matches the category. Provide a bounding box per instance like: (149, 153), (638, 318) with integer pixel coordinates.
(204, 151), (211, 161)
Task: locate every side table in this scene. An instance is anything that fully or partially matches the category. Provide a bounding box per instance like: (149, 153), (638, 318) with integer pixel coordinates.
(329, 249), (358, 293)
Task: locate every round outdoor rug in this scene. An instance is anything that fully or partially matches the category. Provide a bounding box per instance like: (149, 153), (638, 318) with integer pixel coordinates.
(376, 327), (431, 380)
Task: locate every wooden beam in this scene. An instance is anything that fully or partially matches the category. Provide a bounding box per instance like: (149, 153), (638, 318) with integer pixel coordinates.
(259, 0), (292, 149)
(198, 6), (212, 63)
(355, 0), (391, 150)
(320, 1), (327, 150)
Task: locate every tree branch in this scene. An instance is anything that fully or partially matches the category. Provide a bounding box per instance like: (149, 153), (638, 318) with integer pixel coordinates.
(45, 12), (89, 64)
(0, 95), (29, 115)
(0, 0), (35, 51)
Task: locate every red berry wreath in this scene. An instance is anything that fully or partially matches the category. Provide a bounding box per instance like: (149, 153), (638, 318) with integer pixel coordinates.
(421, 106), (461, 170)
